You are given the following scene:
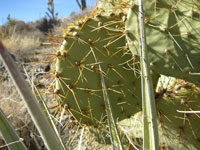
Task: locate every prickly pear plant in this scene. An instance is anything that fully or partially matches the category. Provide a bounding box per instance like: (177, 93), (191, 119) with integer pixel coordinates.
(156, 80), (200, 150)
(123, 0), (200, 149)
(54, 13), (142, 127)
(42, 0), (200, 149)
(98, 0), (130, 15)
(119, 78), (200, 149)
(125, 0), (200, 86)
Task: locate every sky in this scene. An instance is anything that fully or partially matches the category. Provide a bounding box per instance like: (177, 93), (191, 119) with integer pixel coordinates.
(0, 0), (97, 25)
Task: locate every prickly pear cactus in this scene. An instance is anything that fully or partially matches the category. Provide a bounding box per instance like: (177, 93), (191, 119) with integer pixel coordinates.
(98, 0), (130, 15)
(156, 81), (200, 149)
(119, 78), (200, 149)
(125, 0), (200, 86)
(55, 13), (142, 127)
(46, 0), (200, 149)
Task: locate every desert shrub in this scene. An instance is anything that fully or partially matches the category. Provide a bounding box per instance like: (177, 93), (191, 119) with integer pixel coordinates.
(0, 20), (44, 38)
(36, 17), (60, 33)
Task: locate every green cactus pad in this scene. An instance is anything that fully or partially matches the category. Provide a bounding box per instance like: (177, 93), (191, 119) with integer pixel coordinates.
(156, 83), (200, 149)
(125, 0), (200, 87)
(98, 0), (130, 16)
(119, 79), (200, 149)
(55, 14), (142, 127)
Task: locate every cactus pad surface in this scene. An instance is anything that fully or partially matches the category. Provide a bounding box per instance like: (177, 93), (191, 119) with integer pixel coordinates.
(55, 14), (142, 127)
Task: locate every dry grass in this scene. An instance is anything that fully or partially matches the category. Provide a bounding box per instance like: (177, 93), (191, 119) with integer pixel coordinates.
(1, 33), (39, 53)
(0, 81), (45, 150)
(0, 26), (41, 57)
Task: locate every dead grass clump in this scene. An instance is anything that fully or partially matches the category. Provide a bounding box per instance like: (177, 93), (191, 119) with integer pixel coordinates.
(0, 21), (44, 59)
(0, 30), (40, 57)
(1, 33), (40, 54)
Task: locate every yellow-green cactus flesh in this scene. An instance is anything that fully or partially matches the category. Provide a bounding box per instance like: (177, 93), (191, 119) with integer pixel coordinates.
(55, 14), (142, 127)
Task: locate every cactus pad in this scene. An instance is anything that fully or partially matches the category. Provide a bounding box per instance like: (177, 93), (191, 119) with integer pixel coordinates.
(125, 0), (200, 86)
(55, 14), (142, 127)
(119, 79), (200, 149)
